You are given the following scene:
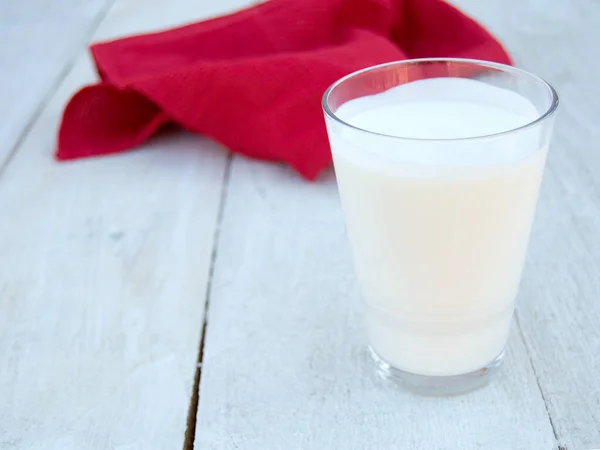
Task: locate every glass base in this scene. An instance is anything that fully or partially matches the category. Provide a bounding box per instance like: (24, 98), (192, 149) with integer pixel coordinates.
(369, 346), (505, 396)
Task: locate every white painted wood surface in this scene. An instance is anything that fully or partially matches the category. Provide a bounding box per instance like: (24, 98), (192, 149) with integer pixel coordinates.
(0, 0), (112, 166)
(0, 1), (235, 449)
(1, 0), (598, 448)
(194, 0), (600, 449)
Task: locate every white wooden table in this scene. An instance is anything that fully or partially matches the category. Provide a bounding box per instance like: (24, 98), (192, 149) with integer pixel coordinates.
(1, 0), (598, 449)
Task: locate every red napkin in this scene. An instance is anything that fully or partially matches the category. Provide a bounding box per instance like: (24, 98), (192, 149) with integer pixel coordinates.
(57, 0), (510, 180)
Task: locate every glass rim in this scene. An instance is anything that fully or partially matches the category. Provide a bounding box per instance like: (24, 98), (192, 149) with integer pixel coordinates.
(322, 58), (559, 142)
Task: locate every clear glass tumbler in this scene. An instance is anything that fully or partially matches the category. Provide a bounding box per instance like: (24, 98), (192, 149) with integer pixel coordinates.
(322, 58), (558, 395)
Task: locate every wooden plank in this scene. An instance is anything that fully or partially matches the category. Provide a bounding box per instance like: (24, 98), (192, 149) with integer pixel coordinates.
(451, 0), (600, 448)
(194, 158), (557, 449)
(0, 0), (112, 166)
(193, 0), (600, 448)
(0, 0), (233, 448)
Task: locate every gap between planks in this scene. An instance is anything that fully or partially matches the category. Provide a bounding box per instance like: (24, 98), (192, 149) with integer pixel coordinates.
(514, 313), (561, 449)
(0, 0), (117, 180)
(183, 153), (234, 450)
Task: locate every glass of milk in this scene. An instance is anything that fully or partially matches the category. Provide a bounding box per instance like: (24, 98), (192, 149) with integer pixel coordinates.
(322, 58), (558, 395)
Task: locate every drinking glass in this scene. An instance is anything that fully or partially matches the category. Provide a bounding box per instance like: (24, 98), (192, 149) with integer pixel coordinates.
(322, 58), (558, 395)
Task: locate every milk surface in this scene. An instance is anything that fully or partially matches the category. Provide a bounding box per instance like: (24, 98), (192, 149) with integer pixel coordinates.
(329, 78), (546, 376)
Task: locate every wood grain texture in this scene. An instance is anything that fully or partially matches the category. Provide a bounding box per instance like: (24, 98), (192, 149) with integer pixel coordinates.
(0, 0), (231, 449)
(194, 157), (556, 449)
(0, 0), (112, 166)
(450, 0), (600, 448)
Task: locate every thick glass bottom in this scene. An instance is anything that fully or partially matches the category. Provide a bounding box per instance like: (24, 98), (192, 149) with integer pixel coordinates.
(369, 346), (505, 396)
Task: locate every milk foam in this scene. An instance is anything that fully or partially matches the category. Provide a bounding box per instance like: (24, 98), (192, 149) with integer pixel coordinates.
(333, 78), (540, 167)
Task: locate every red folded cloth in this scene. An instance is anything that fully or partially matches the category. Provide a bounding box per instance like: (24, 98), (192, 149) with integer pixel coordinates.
(58, 0), (510, 180)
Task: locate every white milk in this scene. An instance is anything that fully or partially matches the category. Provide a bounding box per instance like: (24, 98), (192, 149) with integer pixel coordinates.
(328, 78), (546, 377)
